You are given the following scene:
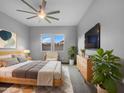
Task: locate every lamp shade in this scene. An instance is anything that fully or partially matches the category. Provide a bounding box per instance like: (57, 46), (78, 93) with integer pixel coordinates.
(24, 50), (30, 53)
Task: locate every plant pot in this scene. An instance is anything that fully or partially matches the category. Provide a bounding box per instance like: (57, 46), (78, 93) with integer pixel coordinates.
(69, 59), (74, 65)
(97, 85), (108, 93)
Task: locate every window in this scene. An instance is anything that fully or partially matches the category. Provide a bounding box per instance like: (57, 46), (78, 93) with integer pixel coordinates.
(41, 34), (52, 51)
(54, 35), (64, 51)
(40, 34), (64, 51)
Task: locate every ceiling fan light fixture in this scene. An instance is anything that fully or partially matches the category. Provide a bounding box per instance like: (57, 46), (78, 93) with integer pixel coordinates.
(38, 14), (46, 19)
(18, 0), (60, 23)
(38, 11), (46, 19)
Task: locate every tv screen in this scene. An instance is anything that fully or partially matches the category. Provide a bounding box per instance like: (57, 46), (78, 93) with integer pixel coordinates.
(85, 23), (100, 49)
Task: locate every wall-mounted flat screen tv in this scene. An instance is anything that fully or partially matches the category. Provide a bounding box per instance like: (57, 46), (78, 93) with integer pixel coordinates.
(85, 23), (100, 49)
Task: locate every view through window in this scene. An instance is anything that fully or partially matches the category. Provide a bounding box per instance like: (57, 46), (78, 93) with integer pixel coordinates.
(41, 34), (64, 51)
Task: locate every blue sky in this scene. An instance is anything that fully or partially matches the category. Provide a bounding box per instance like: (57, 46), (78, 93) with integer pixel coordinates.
(41, 35), (64, 43)
(54, 35), (64, 43)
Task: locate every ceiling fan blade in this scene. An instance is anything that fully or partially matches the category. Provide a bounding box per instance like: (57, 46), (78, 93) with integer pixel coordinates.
(21, 0), (38, 12)
(44, 17), (51, 23)
(26, 15), (37, 19)
(46, 16), (59, 21)
(47, 11), (60, 15)
(16, 10), (36, 14)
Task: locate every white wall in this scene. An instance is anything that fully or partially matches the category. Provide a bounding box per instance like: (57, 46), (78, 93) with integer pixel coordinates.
(29, 26), (77, 62)
(0, 11), (29, 50)
(77, 0), (124, 59)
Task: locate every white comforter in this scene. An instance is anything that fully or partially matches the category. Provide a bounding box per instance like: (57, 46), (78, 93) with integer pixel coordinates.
(37, 61), (57, 86)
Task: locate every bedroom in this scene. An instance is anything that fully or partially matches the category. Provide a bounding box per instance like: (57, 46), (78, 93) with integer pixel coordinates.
(0, 0), (124, 93)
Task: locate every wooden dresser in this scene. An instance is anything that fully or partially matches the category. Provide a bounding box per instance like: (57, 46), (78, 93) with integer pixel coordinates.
(76, 55), (93, 82)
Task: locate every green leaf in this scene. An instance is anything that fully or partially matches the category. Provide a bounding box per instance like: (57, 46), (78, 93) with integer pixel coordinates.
(92, 72), (104, 84)
(103, 78), (117, 93)
(97, 48), (104, 56)
(111, 67), (123, 80)
(110, 62), (122, 68)
(92, 55), (102, 62)
(106, 49), (113, 56)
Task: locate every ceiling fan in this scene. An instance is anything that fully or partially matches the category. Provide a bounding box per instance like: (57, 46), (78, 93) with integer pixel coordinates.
(17, 0), (60, 23)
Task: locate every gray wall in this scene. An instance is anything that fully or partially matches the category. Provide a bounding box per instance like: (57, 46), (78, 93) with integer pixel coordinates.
(77, 0), (124, 82)
(77, 0), (124, 59)
(29, 26), (77, 62)
(0, 11), (29, 50)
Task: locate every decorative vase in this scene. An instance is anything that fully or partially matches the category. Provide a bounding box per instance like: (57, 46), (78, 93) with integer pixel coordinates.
(97, 85), (108, 93)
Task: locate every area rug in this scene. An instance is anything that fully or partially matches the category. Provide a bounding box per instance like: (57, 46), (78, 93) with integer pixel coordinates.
(0, 66), (74, 93)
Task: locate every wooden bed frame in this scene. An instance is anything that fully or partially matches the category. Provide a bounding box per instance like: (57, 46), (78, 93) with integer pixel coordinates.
(0, 77), (62, 86)
(0, 50), (63, 86)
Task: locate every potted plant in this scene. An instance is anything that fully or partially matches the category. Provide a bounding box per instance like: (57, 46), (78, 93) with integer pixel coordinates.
(68, 46), (77, 65)
(91, 48), (122, 93)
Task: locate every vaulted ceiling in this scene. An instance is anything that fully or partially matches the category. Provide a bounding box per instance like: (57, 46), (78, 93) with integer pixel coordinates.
(0, 0), (93, 26)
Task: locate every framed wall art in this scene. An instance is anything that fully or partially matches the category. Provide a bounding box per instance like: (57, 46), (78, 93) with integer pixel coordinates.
(0, 29), (16, 48)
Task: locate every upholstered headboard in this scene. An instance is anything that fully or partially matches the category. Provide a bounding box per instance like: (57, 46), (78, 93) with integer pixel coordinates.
(0, 51), (24, 56)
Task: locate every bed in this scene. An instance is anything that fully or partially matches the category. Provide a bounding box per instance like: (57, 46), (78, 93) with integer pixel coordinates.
(0, 51), (63, 87)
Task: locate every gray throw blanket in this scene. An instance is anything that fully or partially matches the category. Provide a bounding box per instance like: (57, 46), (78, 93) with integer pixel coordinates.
(12, 62), (47, 79)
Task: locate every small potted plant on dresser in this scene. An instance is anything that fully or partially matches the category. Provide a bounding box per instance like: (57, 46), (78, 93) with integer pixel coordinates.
(68, 46), (77, 65)
(91, 48), (123, 93)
